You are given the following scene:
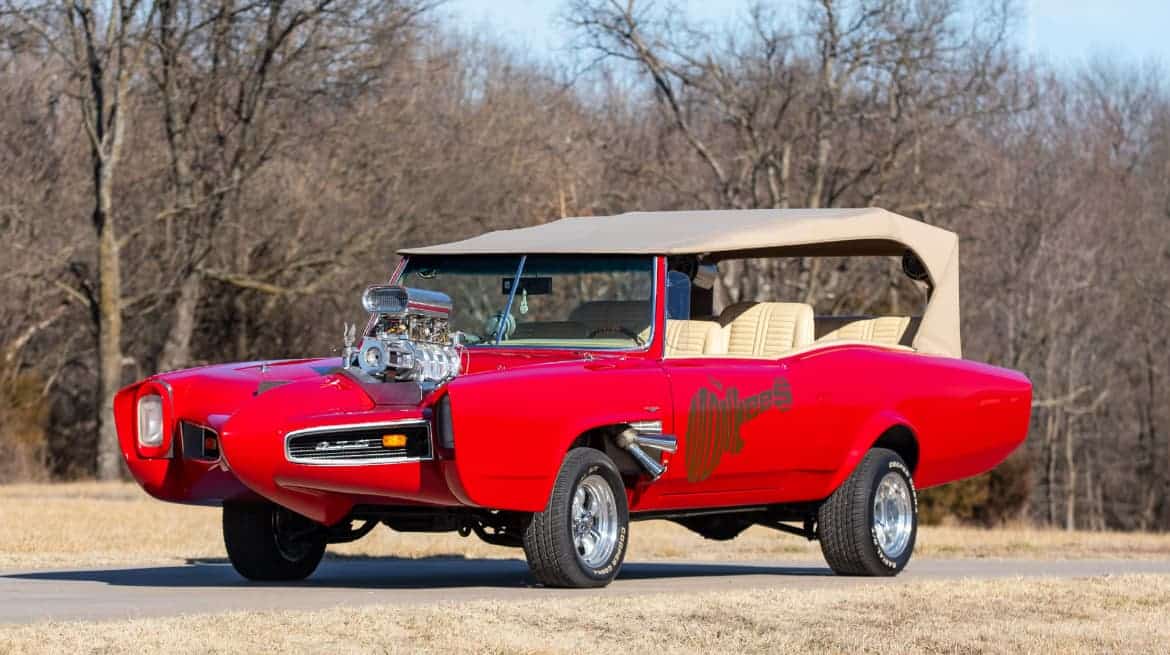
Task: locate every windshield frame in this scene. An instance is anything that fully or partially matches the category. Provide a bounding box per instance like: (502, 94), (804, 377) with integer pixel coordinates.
(390, 253), (662, 354)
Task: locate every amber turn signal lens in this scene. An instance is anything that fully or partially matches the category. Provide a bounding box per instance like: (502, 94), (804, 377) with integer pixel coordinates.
(382, 434), (407, 448)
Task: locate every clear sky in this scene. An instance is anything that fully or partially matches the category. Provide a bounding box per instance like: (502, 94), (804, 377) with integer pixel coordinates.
(441, 0), (1170, 68)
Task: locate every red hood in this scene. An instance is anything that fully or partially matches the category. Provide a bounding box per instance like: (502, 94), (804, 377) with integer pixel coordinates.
(157, 347), (594, 385)
(461, 347), (601, 375)
(143, 348), (609, 422)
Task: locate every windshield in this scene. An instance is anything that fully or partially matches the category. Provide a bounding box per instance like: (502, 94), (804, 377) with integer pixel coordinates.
(398, 255), (655, 349)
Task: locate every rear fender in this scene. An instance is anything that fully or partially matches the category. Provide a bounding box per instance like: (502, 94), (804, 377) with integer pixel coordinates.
(820, 410), (918, 497)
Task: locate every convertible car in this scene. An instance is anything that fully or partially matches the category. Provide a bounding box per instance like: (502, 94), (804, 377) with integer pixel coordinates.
(116, 209), (1031, 587)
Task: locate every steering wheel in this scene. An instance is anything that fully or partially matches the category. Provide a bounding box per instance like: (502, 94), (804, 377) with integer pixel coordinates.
(588, 326), (644, 346)
(483, 312), (516, 341)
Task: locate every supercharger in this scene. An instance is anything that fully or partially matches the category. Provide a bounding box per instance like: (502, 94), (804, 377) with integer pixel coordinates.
(345, 285), (462, 387)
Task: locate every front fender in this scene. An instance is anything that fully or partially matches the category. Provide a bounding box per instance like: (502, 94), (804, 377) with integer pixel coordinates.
(445, 359), (669, 511)
(115, 378), (258, 505)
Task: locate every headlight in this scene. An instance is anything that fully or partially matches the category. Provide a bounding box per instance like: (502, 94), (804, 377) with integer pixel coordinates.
(137, 394), (164, 448)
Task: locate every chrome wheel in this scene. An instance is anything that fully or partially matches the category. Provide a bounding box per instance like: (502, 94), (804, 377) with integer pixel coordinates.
(523, 449), (629, 588)
(872, 471), (914, 559)
(571, 474), (619, 568)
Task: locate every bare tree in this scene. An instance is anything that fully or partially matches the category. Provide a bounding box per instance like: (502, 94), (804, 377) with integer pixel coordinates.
(5, 0), (158, 478)
(145, 0), (433, 369)
(567, 0), (1025, 306)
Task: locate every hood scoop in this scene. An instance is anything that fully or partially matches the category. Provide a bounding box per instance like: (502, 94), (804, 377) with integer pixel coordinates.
(341, 370), (424, 406)
(255, 380), (293, 396)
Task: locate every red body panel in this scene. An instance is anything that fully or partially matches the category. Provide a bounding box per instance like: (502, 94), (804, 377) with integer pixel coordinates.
(116, 256), (1032, 525)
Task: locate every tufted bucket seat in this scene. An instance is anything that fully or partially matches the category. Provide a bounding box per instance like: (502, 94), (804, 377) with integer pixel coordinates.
(716, 302), (815, 358)
(664, 320), (723, 357)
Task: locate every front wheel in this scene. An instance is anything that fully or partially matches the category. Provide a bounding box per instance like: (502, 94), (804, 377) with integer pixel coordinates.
(522, 448), (630, 588)
(817, 447), (918, 576)
(223, 502), (327, 581)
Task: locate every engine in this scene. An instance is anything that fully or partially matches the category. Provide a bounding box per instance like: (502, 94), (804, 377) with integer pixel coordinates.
(344, 285), (462, 387)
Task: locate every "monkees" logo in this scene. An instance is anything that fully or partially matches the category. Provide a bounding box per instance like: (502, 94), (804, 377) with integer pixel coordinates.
(685, 377), (793, 482)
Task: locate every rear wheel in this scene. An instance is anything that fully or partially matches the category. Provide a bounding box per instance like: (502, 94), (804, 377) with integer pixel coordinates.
(223, 502), (327, 581)
(817, 448), (917, 576)
(522, 448), (629, 588)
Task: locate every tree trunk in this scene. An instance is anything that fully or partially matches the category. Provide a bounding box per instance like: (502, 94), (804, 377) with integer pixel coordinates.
(95, 188), (124, 480)
(1044, 409), (1057, 525)
(158, 271), (202, 372)
(1063, 412), (1077, 531)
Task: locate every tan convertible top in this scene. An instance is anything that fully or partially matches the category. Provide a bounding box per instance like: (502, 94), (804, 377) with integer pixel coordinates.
(401, 208), (961, 358)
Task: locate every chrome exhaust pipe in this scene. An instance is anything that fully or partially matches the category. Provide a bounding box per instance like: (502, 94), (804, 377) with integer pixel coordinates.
(633, 434), (677, 453)
(615, 428), (669, 480)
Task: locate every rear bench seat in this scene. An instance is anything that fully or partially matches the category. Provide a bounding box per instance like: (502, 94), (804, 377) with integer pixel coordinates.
(815, 315), (920, 347)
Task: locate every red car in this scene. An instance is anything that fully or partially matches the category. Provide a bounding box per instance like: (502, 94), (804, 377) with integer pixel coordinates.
(116, 209), (1031, 588)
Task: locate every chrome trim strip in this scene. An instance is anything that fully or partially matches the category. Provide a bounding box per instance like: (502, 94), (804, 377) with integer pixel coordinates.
(283, 419), (433, 466)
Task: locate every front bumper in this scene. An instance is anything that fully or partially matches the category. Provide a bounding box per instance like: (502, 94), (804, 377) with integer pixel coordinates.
(218, 408), (465, 524)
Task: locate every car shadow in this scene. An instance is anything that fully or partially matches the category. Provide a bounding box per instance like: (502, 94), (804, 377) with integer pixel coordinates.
(3, 557), (830, 589)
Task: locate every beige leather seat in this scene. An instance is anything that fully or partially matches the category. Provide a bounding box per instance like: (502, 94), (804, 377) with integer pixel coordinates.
(717, 302), (815, 358)
(816, 315), (920, 347)
(664, 320), (723, 357)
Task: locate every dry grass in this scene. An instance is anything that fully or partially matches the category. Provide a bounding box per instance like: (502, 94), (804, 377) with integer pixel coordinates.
(4, 482), (1170, 570)
(2, 574), (1169, 654)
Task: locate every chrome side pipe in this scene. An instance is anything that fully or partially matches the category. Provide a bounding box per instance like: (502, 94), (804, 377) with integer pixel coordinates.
(614, 428), (677, 481)
(633, 434), (678, 453)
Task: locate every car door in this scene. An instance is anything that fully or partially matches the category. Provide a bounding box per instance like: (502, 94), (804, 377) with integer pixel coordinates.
(639, 356), (800, 508)
(647, 348), (851, 509)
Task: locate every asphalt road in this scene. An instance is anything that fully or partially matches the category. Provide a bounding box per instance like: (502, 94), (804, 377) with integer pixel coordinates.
(4, 556), (1170, 624)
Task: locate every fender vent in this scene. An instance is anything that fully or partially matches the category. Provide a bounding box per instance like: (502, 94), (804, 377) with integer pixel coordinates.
(285, 422), (431, 465)
(180, 422), (220, 461)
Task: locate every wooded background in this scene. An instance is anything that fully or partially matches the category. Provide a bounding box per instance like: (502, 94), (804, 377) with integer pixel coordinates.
(1, 0), (1167, 531)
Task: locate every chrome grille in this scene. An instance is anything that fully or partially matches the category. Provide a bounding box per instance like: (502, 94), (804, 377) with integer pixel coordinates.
(285, 421), (431, 465)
